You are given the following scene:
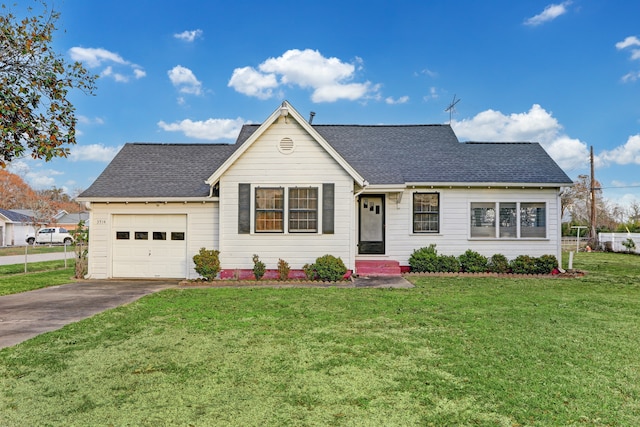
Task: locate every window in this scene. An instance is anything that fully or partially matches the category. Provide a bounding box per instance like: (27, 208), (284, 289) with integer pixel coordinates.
(520, 203), (546, 238)
(240, 184), (332, 234)
(135, 231), (148, 240)
(470, 202), (546, 239)
(116, 231), (130, 240)
(470, 203), (496, 238)
(499, 203), (517, 238)
(289, 187), (318, 232)
(171, 232), (185, 240)
(153, 232), (166, 240)
(413, 193), (439, 233)
(255, 188), (284, 232)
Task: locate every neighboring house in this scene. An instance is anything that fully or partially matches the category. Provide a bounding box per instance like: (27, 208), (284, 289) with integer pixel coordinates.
(51, 211), (90, 231)
(0, 209), (36, 246)
(78, 101), (573, 279)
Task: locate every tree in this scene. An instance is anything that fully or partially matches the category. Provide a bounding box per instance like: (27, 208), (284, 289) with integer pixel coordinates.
(0, 169), (36, 208)
(0, 1), (97, 168)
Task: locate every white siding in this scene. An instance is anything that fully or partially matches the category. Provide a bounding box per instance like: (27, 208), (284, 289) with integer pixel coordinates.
(219, 118), (355, 271)
(86, 202), (217, 279)
(383, 187), (563, 265)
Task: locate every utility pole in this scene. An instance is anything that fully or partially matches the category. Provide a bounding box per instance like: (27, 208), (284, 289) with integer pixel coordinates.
(590, 146), (598, 249)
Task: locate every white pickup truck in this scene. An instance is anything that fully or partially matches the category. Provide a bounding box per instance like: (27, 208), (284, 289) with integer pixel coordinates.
(26, 227), (74, 245)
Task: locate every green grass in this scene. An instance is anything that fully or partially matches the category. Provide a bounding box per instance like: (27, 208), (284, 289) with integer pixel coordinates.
(1, 252), (639, 426)
(0, 245), (69, 256)
(0, 265), (76, 295)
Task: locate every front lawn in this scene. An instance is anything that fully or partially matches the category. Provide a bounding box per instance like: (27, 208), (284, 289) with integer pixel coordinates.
(0, 252), (638, 426)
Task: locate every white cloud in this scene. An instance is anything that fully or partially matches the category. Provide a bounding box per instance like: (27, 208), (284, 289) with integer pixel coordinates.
(77, 115), (105, 125)
(174, 29), (203, 42)
(385, 96), (409, 105)
(599, 134), (640, 166)
(616, 36), (640, 50)
(423, 87), (440, 101)
(157, 117), (245, 140)
(616, 35), (640, 82)
(68, 47), (126, 67)
(524, 1), (572, 26)
(133, 67), (147, 79)
(228, 49), (380, 103)
(168, 65), (203, 96)
(451, 104), (589, 171)
(7, 160), (60, 190)
(228, 66), (278, 100)
(69, 47), (146, 83)
(68, 144), (121, 162)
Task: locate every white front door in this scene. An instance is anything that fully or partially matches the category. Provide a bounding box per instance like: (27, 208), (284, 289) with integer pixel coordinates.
(111, 214), (187, 278)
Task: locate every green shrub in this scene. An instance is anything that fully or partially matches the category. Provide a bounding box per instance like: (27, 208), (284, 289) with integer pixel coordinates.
(459, 249), (488, 273)
(303, 263), (316, 280)
(437, 255), (460, 273)
(535, 254), (558, 274)
(409, 244), (439, 272)
(509, 255), (536, 274)
(252, 254), (266, 280)
(488, 254), (510, 273)
(277, 258), (290, 280)
(192, 248), (221, 281)
(313, 254), (347, 282)
(622, 238), (637, 253)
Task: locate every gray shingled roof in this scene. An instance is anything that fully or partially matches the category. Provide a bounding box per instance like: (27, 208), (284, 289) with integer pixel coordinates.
(80, 143), (237, 198)
(0, 209), (33, 222)
(80, 124), (572, 199)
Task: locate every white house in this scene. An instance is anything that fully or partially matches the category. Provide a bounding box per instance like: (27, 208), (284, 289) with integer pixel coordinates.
(0, 209), (36, 247)
(78, 101), (573, 279)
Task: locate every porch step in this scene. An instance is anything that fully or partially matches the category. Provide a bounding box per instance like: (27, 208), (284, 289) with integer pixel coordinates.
(356, 260), (402, 277)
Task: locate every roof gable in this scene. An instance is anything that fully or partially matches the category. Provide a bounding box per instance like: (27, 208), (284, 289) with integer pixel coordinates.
(205, 101), (366, 187)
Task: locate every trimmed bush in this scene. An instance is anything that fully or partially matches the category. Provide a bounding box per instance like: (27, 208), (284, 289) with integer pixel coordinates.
(509, 255), (536, 274)
(535, 254), (558, 274)
(437, 255), (461, 273)
(303, 263), (316, 280)
(192, 248), (221, 281)
(409, 244), (439, 273)
(277, 258), (290, 280)
(313, 254), (347, 282)
(488, 254), (510, 274)
(252, 254), (266, 280)
(459, 250), (488, 273)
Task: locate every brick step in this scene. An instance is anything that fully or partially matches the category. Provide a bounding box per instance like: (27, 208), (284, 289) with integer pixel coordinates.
(356, 260), (402, 277)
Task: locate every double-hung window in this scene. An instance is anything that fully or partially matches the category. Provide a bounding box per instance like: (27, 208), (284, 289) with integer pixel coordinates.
(255, 188), (284, 232)
(413, 193), (440, 233)
(470, 202), (546, 239)
(289, 187), (318, 233)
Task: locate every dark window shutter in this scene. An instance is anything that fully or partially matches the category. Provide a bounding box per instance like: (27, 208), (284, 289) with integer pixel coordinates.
(238, 183), (250, 234)
(322, 183), (334, 234)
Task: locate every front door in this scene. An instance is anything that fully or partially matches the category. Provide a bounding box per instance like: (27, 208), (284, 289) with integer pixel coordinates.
(359, 195), (385, 254)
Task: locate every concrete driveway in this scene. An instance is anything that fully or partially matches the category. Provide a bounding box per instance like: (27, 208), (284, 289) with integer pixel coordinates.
(0, 280), (178, 349)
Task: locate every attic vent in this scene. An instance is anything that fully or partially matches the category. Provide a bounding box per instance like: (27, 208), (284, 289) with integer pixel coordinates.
(278, 137), (295, 154)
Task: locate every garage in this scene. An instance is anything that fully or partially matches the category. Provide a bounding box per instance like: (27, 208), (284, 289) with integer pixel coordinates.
(111, 214), (187, 278)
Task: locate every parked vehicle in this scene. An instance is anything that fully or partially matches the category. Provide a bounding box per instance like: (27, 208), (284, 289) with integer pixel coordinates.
(26, 227), (74, 245)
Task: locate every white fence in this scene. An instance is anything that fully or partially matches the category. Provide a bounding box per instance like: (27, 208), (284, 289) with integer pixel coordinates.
(598, 232), (640, 253)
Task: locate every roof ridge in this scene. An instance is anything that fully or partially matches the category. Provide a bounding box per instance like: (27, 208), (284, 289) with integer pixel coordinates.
(128, 142), (235, 146)
(464, 141), (535, 145)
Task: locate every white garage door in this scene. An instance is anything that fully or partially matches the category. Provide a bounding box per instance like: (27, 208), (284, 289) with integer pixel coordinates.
(112, 214), (187, 278)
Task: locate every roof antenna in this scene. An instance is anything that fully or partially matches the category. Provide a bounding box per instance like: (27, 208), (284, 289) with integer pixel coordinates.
(444, 94), (461, 124)
(308, 111), (316, 124)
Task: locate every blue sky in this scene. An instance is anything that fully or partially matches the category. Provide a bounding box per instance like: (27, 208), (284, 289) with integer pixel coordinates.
(7, 0), (640, 211)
